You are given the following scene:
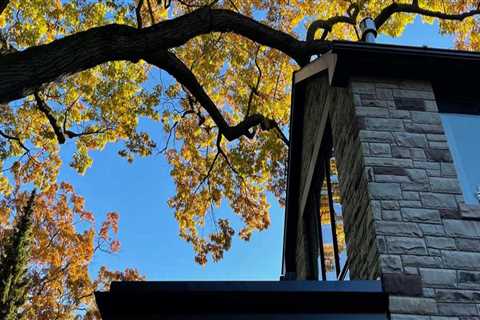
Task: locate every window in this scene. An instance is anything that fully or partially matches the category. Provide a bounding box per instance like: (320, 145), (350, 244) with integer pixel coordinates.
(313, 124), (349, 281)
(441, 113), (480, 205)
(316, 154), (348, 281)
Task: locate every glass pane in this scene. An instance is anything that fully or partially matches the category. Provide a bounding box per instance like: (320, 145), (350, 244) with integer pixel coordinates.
(441, 114), (480, 205)
(318, 155), (348, 280)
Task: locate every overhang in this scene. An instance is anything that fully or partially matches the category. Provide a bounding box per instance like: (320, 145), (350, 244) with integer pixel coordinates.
(95, 280), (388, 319)
(295, 40), (480, 88)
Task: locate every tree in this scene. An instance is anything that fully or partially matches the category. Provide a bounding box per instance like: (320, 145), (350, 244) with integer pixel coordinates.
(0, 0), (479, 267)
(0, 190), (36, 320)
(0, 182), (143, 319)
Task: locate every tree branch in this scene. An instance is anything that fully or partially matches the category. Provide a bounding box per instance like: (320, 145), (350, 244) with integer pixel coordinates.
(145, 50), (287, 144)
(307, 3), (359, 41)
(34, 92), (66, 144)
(375, 1), (480, 30)
(0, 128), (29, 153)
(0, 0), (8, 16)
(136, 0), (145, 28)
(0, 7), (332, 103)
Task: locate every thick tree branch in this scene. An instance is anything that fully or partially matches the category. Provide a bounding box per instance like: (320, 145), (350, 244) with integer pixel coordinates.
(0, 7), (331, 103)
(375, 2), (480, 30)
(136, 0), (145, 28)
(145, 50), (287, 144)
(0, 0), (8, 16)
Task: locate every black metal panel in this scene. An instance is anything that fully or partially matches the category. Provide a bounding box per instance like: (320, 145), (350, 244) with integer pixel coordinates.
(96, 281), (388, 320)
(282, 72), (306, 276)
(330, 41), (480, 88)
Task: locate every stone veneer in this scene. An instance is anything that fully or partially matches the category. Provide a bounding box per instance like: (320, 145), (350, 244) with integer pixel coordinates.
(299, 73), (480, 319)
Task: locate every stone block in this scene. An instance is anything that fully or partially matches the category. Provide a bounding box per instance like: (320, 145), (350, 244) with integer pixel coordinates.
(430, 177), (462, 194)
(443, 251), (480, 270)
(405, 123), (445, 134)
(376, 88), (394, 99)
(390, 110), (412, 119)
(406, 169), (429, 183)
(415, 161), (441, 170)
(375, 221), (423, 237)
(360, 130), (395, 143)
(376, 175), (411, 183)
(389, 296), (437, 315)
(402, 255), (443, 268)
(365, 157), (414, 168)
(383, 210), (402, 221)
(356, 107), (390, 118)
(393, 89), (435, 100)
(382, 201), (400, 210)
(436, 289), (480, 302)
(358, 117), (403, 132)
(401, 208), (441, 223)
(429, 141), (450, 149)
(369, 183), (403, 200)
(420, 268), (457, 287)
(382, 273), (422, 296)
(380, 254), (403, 272)
(417, 223), (445, 236)
(441, 163), (457, 177)
(387, 237), (427, 255)
(403, 191), (420, 200)
(399, 200), (422, 208)
(374, 166), (407, 176)
(412, 111), (442, 125)
(411, 148), (427, 160)
(395, 132), (428, 148)
(421, 193), (458, 209)
(392, 146), (411, 158)
(426, 237), (456, 250)
(370, 143), (391, 156)
(426, 149), (453, 162)
(444, 220), (480, 238)
(456, 238), (480, 252)
(438, 303), (478, 316)
(390, 315), (430, 320)
(402, 183), (430, 192)
(427, 134), (447, 142)
(458, 271), (480, 288)
(424, 100), (438, 112)
(394, 98), (426, 111)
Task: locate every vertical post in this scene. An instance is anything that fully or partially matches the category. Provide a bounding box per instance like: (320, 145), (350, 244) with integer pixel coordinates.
(314, 189), (327, 281)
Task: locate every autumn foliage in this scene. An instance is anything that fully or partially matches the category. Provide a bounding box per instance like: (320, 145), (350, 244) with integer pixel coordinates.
(1, 0), (480, 317)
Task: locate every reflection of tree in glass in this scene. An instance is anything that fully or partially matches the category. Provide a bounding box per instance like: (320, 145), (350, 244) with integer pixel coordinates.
(319, 158), (346, 273)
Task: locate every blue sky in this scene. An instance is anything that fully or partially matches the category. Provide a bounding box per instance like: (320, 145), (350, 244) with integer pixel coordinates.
(57, 16), (455, 281)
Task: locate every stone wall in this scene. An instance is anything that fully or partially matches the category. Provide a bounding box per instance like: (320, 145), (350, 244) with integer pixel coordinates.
(349, 76), (480, 319)
(297, 73), (480, 318)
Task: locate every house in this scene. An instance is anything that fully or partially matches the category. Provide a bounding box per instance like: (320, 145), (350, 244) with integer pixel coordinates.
(95, 38), (480, 319)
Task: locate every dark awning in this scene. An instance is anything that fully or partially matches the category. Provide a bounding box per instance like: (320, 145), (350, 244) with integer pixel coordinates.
(95, 280), (387, 319)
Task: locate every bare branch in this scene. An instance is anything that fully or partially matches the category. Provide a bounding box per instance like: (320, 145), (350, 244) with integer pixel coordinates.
(34, 92), (66, 144)
(246, 46), (262, 117)
(0, 7), (332, 103)
(0, 128), (30, 152)
(216, 134), (239, 176)
(194, 147), (220, 193)
(306, 3), (359, 41)
(375, 2), (480, 30)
